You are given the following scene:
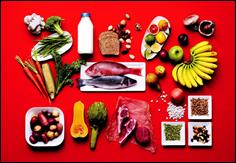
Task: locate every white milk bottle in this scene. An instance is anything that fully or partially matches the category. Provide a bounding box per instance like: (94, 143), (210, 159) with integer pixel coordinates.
(78, 12), (94, 55)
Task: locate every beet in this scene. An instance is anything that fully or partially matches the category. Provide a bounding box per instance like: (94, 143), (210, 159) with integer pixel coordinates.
(135, 127), (151, 146)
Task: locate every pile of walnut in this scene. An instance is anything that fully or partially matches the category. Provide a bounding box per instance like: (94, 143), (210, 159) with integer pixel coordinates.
(107, 13), (141, 60)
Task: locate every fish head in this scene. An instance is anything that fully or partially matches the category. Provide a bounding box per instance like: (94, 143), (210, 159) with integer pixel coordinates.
(122, 77), (137, 87)
(85, 66), (102, 77)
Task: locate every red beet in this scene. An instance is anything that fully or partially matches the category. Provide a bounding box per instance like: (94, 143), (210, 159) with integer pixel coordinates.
(135, 127), (151, 146)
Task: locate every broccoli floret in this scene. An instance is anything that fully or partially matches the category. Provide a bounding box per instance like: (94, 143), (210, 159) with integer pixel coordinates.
(45, 16), (64, 35)
(87, 102), (108, 149)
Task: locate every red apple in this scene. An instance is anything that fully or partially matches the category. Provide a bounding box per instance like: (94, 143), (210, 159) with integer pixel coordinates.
(158, 49), (169, 61)
(170, 88), (185, 105)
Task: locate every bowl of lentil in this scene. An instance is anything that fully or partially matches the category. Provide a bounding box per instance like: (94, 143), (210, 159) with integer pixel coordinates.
(161, 122), (185, 146)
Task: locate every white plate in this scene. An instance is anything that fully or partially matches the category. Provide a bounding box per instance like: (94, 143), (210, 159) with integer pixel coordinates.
(80, 62), (146, 92)
(188, 95), (212, 120)
(25, 107), (65, 147)
(161, 121), (185, 146)
(31, 31), (73, 62)
(188, 122), (212, 146)
(141, 16), (171, 60)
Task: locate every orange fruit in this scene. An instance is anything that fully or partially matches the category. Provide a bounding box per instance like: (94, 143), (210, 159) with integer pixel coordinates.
(158, 19), (169, 31)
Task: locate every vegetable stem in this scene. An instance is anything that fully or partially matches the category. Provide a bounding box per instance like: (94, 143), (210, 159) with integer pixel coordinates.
(90, 127), (98, 149)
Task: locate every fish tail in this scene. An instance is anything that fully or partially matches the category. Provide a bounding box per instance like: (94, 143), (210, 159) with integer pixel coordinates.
(76, 78), (87, 88)
(129, 68), (142, 76)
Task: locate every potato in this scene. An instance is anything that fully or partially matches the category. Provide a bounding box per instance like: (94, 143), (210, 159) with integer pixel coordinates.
(49, 125), (57, 131)
(41, 133), (48, 144)
(46, 131), (54, 140)
(34, 125), (42, 132)
(38, 112), (49, 127)
(48, 118), (56, 125)
(30, 116), (38, 129)
(52, 110), (59, 117)
(29, 135), (37, 144)
(56, 123), (63, 134)
(32, 132), (41, 140)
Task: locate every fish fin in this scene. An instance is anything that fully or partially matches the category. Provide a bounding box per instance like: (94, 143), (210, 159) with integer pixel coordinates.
(129, 68), (142, 76)
(76, 78), (86, 88)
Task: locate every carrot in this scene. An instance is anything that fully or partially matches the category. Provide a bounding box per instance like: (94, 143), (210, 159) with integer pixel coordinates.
(24, 60), (51, 103)
(15, 55), (45, 97)
(34, 54), (44, 79)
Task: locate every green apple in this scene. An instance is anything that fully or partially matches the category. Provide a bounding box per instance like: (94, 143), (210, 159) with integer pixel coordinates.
(168, 46), (184, 62)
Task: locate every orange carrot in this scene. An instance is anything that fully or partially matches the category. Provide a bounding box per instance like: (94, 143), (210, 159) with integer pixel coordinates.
(34, 55), (44, 79)
(24, 60), (51, 103)
(15, 55), (45, 97)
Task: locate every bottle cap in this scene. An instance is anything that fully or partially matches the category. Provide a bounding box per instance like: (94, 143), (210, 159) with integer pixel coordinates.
(81, 12), (90, 17)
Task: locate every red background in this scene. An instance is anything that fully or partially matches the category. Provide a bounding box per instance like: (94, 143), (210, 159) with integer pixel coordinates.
(1, 1), (235, 162)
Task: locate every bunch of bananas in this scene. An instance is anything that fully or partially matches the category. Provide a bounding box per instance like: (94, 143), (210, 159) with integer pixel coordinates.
(172, 41), (218, 88)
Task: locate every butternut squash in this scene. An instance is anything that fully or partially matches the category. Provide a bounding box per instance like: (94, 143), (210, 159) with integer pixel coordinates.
(70, 101), (88, 138)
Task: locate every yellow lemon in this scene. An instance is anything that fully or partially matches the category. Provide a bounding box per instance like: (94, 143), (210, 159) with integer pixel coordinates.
(151, 42), (161, 53)
(155, 31), (167, 44)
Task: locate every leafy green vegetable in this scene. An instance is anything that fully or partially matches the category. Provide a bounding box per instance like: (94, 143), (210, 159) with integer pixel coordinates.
(51, 51), (86, 95)
(45, 16), (64, 35)
(87, 102), (108, 149)
(164, 124), (182, 141)
(34, 35), (71, 58)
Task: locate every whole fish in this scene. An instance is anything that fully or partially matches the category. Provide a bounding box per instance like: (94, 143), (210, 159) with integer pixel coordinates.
(77, 76), (137, 89)
(85, 61), (142, 77)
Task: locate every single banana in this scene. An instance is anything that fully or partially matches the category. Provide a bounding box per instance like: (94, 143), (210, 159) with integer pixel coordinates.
(172, 63), (183, 82)
(195, 56), (218, 63)
(193, 62), (214, 75)
(186, 65), (198, 88)
(195, 60), (218, 69)
(195, 51), (217, 57)
(182, 65), (192, 88)
(189, 65), (204, 86)
(192, 45), (212, 55)
(177, 64), (186, 86)
(190, 41), (209, 54)
(192, 64), (212, 80)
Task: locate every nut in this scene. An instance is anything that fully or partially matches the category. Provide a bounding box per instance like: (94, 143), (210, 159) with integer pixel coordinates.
(126, 39), (131, 44)
(125, 13), (130, 20)
(52, 110), (59, 117)
(135, 23), (141, 31)
(34, 125), (42, 132)
(108, 25), (113, 31)
(119, 38), (125, 43)
(121, 49), (129, 54)
(120, 19), (126, 27)
(125, 29), (131, 34)
(49, 125), (57, 131)
(129, 54), (135, 60)
(125, 44), (131, 49)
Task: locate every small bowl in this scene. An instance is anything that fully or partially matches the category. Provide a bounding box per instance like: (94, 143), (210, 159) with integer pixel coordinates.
(198, 20), (215, 37)
(25, 107), (65, 147)
(161, 121), (185, 146)
(188, 122), (212, 146)
(188, 95), (212, 120)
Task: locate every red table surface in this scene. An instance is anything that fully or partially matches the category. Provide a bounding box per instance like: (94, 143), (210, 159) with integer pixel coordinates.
(1, 1), (235, 162)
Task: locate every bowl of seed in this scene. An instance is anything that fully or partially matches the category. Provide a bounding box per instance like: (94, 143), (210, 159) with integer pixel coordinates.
(188, 95), (212, 120)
